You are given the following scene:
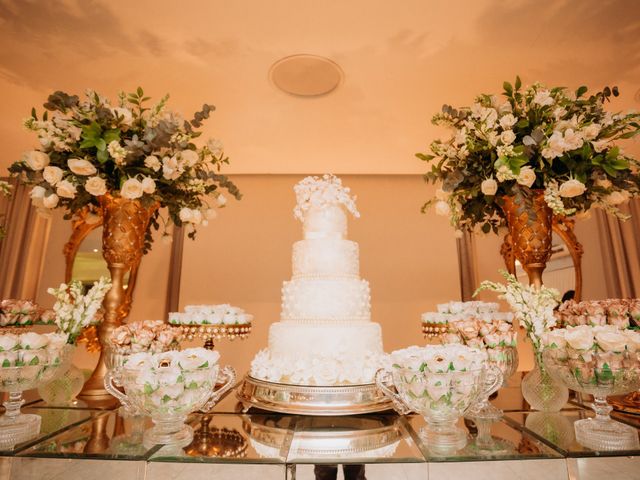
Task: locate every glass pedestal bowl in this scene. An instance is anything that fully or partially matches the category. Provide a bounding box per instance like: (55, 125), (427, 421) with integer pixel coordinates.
(0, 345), (74, 449)
(105, 349), (236, 449)
(376, 362), (501, 454)
(543, 348), (640, 451)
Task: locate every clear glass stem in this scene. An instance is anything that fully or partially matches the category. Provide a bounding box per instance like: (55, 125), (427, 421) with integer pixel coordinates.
(3, 391), (24, 419)
(475, 417), (493, 449)
(591, 395), (613, 421)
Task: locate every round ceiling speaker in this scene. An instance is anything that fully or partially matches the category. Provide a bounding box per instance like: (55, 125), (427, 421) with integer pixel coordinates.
(269, 54), (343, 97)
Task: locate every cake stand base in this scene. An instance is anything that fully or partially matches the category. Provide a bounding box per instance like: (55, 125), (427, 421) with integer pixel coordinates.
(237, 376), (392, 416)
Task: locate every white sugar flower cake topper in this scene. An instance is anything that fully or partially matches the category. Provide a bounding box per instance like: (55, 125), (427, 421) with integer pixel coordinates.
(293, 174), (359, 221)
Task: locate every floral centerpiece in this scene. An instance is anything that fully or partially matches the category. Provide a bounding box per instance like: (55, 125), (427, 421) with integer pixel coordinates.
(542, 325), (640, 450)
(556, 299), (640, 328)
(475, 270), (567, 411)
(418, 78), (640, 286)
(47, 277), (111, 344)
(108, 320), (181, 355)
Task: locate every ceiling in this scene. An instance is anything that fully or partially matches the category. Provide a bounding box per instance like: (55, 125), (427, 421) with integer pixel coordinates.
(0, 0), (639, 174)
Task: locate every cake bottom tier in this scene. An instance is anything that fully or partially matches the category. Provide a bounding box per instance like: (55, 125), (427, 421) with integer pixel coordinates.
(250, 322), (385, 386)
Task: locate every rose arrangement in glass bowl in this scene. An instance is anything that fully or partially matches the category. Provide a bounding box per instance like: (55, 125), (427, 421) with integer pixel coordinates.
(556, 299), (640, 329)
(542, 325), (640, 451)
(104, 348), (235, 448)
(0, 332), (73, 448)
(376, 345), (501, 453)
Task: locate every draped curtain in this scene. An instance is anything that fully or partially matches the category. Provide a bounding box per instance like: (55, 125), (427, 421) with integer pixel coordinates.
(0, 179), (51, 300)
(596, 198), (640, 298)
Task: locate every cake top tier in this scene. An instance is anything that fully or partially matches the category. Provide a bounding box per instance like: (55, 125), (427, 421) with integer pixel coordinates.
(294, 174), (359, 239)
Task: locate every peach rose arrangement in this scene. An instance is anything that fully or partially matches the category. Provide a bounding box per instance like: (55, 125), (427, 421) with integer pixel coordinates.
(108, 320), (182, 355)
(556, 299), (640, 329)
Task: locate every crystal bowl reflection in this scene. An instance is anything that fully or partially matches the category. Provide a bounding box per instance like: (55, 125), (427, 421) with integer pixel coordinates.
(543, 347), (640, 451)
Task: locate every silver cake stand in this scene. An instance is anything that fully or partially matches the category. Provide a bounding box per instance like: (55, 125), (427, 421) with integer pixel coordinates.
(237, 376), (392, 416)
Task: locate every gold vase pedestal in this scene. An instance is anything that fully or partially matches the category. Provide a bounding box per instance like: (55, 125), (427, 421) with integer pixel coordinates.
(79, 194), (158, 401)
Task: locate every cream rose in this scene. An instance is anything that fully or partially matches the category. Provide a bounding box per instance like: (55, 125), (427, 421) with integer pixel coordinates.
(22, 151), (50, 171)
(180, 150), (199, 167)
(120, 178), (144, 199)
(56, 180), (77, 199)
(582, 123), (601, 140)
(43, 166), (63, 186)
(179, 207), (194, 223)
(68, 158), (97, 176)
(112, 107), (133, 126)
(481, 178), (498, 196)
(595, 329), (628, 352)
(19, 332), (49, 350)
(30, 186), (46, 207)
(144, 155), (161, 172)
(558, 179), (586, 198)
(0, 334), (19, 352)
(141, 177), (156, 194)
(564, 326), (595, 350)
(434, 200), (450, 216)
(516, 167), (536, 188)
(42, 193), (59, 209)
(499, 113), (517, 130)
(84, 176), (107, 196)
(500, 130), (516, 145)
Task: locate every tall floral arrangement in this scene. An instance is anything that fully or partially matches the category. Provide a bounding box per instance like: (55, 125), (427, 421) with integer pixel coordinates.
(418, 77), (640, 234)
(9, 88), (241, 246)
(475, 270), (559, 361)
(48, 277), (111, 344)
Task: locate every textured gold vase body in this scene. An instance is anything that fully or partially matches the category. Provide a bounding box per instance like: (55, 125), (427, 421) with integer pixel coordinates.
(501, 189), (553, 289)
(80, 194), (158, 400)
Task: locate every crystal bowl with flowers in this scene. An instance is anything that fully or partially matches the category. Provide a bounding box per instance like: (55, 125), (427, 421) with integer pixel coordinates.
(105, 347), (235, 447)
(375, 345), (502, 453)
(542, 325), (640, 451)
(0, 332), (73, 448)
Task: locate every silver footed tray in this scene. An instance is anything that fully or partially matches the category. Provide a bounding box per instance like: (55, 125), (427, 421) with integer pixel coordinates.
(237, 375), (393, 416)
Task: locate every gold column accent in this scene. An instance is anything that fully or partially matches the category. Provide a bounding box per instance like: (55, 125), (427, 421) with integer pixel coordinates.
(501, 189), (553, 288)
(79, 194), (158, 400)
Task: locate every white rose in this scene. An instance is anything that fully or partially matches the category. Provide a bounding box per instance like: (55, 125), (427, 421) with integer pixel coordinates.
(207, 138), (224, 157)
(564, 326), (595, 350)
(22, 151), (50, 171)
(0, 351), (18, 367)
(144, 155), (161, 172)
(499, 113), (517, 130)
(84, 176), (107, 196)
(582, 123), (601, 141)
(558, 179), (586, 198)
(19, 332), (49, 350)
(180, 150), (199, 167)
(481, 178), (498, 196)
(434, 200), (450, 216)
(120, 178), (144, 199)
(42, 193), (59, 209)
(516, 167), (536, 188)
(56, 180), (77, 199)
(533, 90), (554, 107)
(605, 190), (630, 206)
(542, 330), (566, 348)
(0, 334), (19, 352)
(112, 107), (133, 126)
(124, 352), (153, 371)
(68, 158), (97, 176)
(30, 186), (46, 207)
(141, 177), (156, 194)
(216, 194), (227, 206)
(500, 130), (516, 145)
(190, 209), (202, 225)
(595, 329), (628, 352)
(179, 207), (194, 223)
(43, 166), (64, 186)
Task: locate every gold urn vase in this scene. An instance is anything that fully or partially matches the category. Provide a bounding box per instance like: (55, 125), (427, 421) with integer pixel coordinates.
(79, 194), (158, 401)
(500, 189), (553, 289)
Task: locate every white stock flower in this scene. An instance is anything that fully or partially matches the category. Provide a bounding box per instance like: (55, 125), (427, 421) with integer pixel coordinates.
(499, 114), (517, 130)
(43, 166), (64, 186)
(481, 178), (498, 196)
(144, 155), (161, 172)
(22, 151), (50, 171)
(56, 180), (77, 199)
(516, 167), (536, 188)
(120, 178), (144, 199)
(558, 179), (586, 198)
(141, 177), (156, 194)
(500, 130), (516, 145)
(68, 158), (97, 176)
(42, 193), (59, 209)
(434, 200), (450, 216)
(84, 176), (107, 196)
(107, 141), (127, 163)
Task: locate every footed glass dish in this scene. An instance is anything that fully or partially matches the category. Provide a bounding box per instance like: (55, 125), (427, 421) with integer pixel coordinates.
(0, 345), (74, 449)
(543, 348), (640, 451)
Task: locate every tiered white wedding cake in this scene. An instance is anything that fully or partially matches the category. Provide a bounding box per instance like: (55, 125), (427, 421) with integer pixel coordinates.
(250, 175), (384, 386)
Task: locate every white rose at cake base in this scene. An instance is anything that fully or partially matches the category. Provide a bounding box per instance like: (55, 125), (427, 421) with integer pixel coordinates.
(248, 175), (385, 389)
